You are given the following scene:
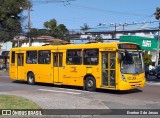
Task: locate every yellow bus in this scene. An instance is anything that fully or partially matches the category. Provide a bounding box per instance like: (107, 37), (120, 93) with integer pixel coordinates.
(9, 42), (146, 91)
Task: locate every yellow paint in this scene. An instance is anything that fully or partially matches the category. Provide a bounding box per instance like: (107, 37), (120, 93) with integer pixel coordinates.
(9, 42), (146, 91)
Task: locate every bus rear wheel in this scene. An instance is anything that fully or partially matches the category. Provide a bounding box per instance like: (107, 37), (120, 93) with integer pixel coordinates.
(27, 72), (35, 85)
(85, 76), (96, 91)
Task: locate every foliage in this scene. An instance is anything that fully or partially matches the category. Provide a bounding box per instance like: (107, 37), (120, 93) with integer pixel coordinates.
(43, 19), (68, 39)
(44, 19), (57, 29)
(0, 0), (28, 44)
(143, 53), (152, 66)
(29, 28), (51, 38)
(51, 24), (68, 39)
(80, 23), (90, 31)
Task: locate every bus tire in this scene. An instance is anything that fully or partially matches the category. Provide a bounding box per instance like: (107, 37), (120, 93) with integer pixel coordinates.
(27, 72), (35, 85)
(85, 76), (96, 91)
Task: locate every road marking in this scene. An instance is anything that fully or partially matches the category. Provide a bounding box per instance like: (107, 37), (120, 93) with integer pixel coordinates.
(53, 87), (92, 93)
(38, 89), (81, 95)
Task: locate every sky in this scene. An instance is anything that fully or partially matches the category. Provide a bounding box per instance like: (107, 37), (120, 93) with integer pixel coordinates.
(22, 0), (160, 31)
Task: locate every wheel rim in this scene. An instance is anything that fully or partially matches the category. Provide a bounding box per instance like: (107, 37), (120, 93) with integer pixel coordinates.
(28, 76), (33, 83)
(87, 80), (93, 88)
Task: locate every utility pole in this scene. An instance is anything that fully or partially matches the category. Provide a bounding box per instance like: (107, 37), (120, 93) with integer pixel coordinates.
(28, 0), (31, 46)
(155, 7), (160, 66)
(114, 24), (116, 38)
(110, 23), (117, 39)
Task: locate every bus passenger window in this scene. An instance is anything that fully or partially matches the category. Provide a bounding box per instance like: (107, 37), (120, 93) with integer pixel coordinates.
(66, 49), (82, 65)
(11, 51), (15, 63)
(26, 51), (37, 64)
(38, 50), (51, 64)
(83, 49), (99, 65)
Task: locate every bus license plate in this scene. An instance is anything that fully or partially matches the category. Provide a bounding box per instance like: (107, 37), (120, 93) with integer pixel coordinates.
(135, 84), (140, 87)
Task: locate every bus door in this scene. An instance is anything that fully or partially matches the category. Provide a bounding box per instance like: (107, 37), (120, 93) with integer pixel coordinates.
(102, 52), (116, 88)
(17, 53), (24, 80)
(53, 52), (63, 83)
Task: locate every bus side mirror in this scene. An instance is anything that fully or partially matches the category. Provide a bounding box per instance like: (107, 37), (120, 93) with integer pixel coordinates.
(118, 53), (122, 63)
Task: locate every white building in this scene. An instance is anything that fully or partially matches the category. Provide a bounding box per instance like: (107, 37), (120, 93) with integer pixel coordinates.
(0, 41), (12, 55)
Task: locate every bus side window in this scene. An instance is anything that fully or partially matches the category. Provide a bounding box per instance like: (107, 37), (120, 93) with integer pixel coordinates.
(26, 51), (37, 64)
(11, 51), (15, 63)
(38, 50), (51, 64)
(83, 49), (99, 65)
(66, 50), (82, 65)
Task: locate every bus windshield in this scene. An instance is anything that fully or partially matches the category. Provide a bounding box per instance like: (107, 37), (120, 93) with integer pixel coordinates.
(120, 51), (144, 74)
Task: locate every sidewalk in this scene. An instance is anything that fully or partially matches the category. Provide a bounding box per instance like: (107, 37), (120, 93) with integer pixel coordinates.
(146, 75), (160, 85)
(146, 75), (160, 82)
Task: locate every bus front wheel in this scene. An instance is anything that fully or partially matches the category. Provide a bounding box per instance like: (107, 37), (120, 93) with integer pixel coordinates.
(27, 72), (35, 85)
(85, 76), (96, 91)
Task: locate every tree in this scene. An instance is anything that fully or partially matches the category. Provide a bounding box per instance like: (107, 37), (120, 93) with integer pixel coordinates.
(51, 24), (68, 39)
(80, 23), (90, 31)
(44, 19), (57, 29)
(143, 53), (152, 66)
(0, 0), (28, 45)
(43, 19), (68, 39)
(29, 28), (51, 38)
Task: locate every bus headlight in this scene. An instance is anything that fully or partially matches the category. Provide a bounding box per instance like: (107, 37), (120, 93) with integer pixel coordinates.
(121, 74), (127, 82)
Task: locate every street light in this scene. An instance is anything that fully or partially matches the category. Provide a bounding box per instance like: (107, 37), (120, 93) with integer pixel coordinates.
(98, 23), (106, 26)
(119, 22), (128, 35)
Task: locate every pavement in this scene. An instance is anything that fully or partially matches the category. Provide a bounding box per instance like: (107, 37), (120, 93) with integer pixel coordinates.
(1, 70), (160, 118)
(0, 70), (8, 75)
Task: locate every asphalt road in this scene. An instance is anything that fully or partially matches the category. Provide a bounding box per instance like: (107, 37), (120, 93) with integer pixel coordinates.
(1, 72), (160, 117)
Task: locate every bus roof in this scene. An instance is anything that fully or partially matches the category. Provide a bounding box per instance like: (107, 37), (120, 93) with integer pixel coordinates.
(10, 42), (140, 51)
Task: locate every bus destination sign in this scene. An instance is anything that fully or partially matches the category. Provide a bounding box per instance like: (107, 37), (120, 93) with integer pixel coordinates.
(118, 44), (141, 50)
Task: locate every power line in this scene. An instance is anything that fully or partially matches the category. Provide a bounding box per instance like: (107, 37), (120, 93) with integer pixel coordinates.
(69, 4), (148, 17)
(30, 0), (150, 17)
(69, 20), (159, 31)
(31, 0), (75, 6)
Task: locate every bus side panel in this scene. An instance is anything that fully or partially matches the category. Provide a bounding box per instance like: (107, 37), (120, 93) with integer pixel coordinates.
(9, 51), (17, 80)
(36, 64), (53, 83)
(62, 65), (84, 86)
(10, 63), (17, 80)
(25, 64), (52, 83)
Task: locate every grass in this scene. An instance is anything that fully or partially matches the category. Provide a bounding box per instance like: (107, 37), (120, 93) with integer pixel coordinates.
(0, 95), (41, 109)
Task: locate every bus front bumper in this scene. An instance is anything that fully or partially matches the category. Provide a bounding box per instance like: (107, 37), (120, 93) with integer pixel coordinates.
(118, 79), (146, 90)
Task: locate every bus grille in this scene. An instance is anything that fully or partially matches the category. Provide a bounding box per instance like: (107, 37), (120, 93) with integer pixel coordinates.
(129, 81), (142, 83)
